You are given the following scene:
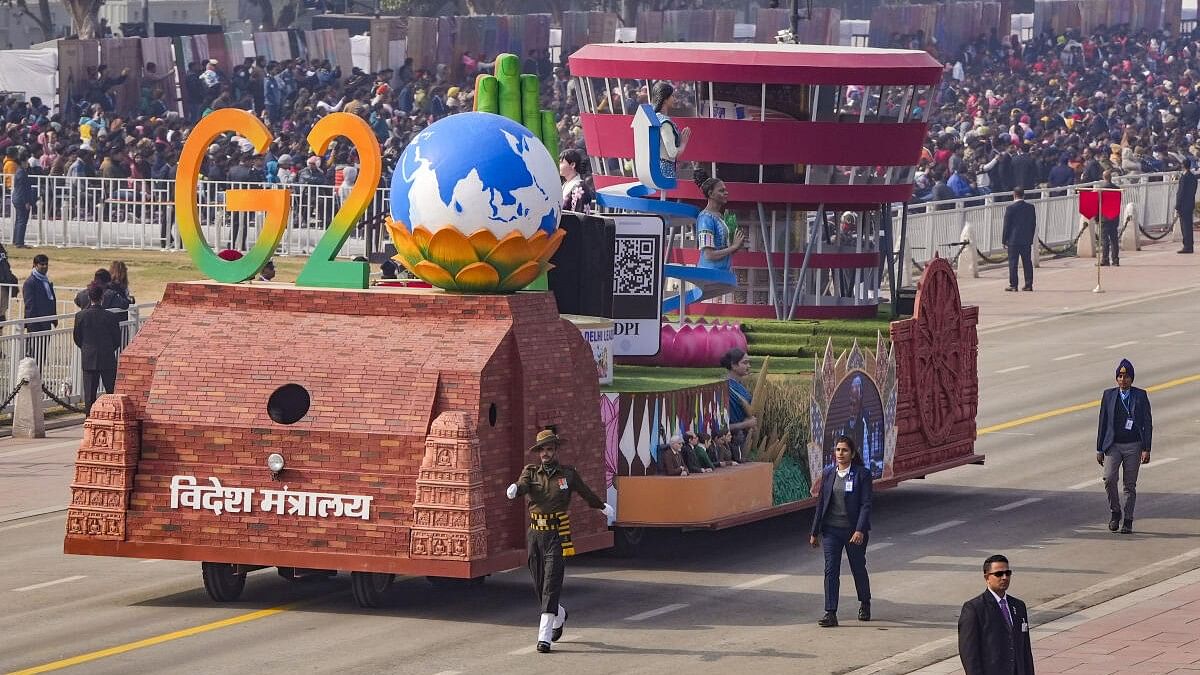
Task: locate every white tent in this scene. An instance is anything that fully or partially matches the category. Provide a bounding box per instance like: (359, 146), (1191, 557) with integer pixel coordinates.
(351, 34), (370, 73)
(0, 47), (57, 106)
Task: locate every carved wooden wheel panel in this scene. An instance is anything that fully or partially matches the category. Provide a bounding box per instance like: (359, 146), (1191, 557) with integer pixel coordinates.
(912, 258), (964, 446)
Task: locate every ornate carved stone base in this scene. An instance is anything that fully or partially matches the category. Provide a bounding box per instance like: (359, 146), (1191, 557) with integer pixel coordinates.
(891, 257), (979, 470)
(409, 412), (488, 561)
(65, 395), (140, 542)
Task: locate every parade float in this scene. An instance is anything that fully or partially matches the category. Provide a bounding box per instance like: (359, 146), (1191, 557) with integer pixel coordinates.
(64, 48), (982, 608)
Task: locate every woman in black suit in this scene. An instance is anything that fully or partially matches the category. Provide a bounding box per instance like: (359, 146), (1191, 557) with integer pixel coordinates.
(809, 435), (873, 627)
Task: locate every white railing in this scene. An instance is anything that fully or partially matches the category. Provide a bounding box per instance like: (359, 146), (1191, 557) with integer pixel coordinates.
(0, 303), (155, 412)
(0, 283), (89, 321)
(900, 172), (1179, 267)
(1, 176), (391, 257)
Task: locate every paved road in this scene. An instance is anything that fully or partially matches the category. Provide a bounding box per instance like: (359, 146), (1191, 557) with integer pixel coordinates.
(1, 285), (1197, 675)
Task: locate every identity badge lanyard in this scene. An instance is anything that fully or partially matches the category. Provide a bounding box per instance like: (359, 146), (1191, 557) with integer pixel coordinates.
(1120, 392), (1134, 417)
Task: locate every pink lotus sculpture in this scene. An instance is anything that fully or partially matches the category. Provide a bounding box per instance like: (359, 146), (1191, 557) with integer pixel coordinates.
(620, 320), (749, 368)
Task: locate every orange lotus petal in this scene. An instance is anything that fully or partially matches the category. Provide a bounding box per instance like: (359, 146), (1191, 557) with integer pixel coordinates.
(453, 262), (502, 292)
(467, 229), (500, 260)
(385, 218), (425, 267)
(498, 260), (544, 291)
(412, 226), (434, 256)
(412, 260), (456, 288)
(483, 231), (534, 279)
(534, 228), (567, 264)
(392, 255), (423, 278)
(527, 229), (549, 249)
(425, 228), (480, 276)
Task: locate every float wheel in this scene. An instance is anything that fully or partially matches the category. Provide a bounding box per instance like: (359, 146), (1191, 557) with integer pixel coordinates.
(202, 562), (246, 602)
(350, 571), (395, 608)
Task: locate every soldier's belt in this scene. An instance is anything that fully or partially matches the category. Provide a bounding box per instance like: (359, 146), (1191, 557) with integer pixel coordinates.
(530, 511), (576, 556)
(529, 515), (560, 530)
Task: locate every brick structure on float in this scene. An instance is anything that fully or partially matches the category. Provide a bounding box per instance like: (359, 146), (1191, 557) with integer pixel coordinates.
(410, 411), (488, 561)
(890, 257), (980, 474)
(67, 395), (141, 540)
(64, 282), (611, 576)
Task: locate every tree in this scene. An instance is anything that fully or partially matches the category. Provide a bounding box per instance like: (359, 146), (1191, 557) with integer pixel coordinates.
(62, 0), (103, 39)
(2, 0), (54, 42)
(248, 0), (307, 31)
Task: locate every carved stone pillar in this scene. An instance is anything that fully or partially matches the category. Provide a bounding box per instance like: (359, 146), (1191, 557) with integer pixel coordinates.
(65, 395), (140, 541)
(409, 412), (488, 561)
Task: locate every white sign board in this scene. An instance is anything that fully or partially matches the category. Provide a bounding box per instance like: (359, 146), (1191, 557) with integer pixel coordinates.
(610, 214), (665, 357)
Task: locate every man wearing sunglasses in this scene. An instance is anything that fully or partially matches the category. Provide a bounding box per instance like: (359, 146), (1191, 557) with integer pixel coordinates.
(958, 554), (1035, 675)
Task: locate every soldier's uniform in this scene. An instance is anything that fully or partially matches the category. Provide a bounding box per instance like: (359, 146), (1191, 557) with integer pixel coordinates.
(510, 430), (608, 652)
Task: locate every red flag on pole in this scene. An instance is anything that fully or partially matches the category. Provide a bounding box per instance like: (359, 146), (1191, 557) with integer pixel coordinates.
(1100, 190), (1123, 221)
(1078, 190), (1099, 220)
(1079, 189), (1123, 221)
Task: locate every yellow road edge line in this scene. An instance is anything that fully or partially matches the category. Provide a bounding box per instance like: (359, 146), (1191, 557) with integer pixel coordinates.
(8, 603), (297, 674)
(978, 373), (1200, 436)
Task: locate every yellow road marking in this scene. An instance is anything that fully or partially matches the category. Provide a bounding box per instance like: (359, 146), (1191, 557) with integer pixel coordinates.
(8, 600), (307, 674)
(978, 373), (1200, 435)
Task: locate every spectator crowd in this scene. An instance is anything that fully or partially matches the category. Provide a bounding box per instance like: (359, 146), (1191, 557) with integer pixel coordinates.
(907, 23), (1200, 203)
(0, 51), (587, 249)
(4, 22), (1200, 242)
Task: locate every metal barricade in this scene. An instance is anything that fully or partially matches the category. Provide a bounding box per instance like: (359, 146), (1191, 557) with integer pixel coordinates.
(7, 175), (391, 258)
(900, 171), (1180, 266)
(0, 303), (154, 413)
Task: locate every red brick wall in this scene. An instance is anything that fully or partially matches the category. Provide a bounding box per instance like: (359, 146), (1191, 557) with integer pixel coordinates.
(99, 282), (607, 572)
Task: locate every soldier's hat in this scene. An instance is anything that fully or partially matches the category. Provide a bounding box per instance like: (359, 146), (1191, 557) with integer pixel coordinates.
(529, 429), (565, 451)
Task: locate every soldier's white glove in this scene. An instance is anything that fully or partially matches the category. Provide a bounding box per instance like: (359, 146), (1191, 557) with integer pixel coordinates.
(506, 483), (518, 500)
(602, 503), (615, 520)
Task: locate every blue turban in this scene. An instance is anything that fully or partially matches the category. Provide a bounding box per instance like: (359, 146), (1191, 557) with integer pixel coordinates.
(1116, 359), (1134, 381)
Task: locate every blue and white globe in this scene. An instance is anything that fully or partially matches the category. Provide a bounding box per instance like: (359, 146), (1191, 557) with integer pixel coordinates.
(389, 112), (561, 238)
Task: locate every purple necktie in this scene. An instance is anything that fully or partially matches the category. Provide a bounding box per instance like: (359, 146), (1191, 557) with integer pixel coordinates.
(999, 597), (1013, 627)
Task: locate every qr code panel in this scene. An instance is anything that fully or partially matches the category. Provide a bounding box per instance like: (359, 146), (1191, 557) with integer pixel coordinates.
(614, 237), (656, 296)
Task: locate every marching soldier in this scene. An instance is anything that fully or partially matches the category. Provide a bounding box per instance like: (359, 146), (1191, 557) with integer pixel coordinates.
(506, 429), (614, 653)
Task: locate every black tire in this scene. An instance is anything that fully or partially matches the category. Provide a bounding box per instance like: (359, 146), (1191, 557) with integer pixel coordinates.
(202, 562), (246, 602)
(611, 526), (645, 557)
(350, 571), (394, 608)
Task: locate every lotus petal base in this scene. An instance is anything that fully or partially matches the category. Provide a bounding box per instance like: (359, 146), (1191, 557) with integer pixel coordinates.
(385, 219), (565, 293)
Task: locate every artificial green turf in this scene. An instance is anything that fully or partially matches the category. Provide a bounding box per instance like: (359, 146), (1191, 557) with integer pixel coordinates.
(605, 365), (811, 393)
(603, 366), (724, 393)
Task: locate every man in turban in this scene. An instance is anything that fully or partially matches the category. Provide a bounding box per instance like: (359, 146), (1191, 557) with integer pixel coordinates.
(1095, 359), (1153, 534)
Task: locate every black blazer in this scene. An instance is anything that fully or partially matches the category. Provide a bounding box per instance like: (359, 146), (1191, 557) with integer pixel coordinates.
(1096, 386), (1152, 454)
(1002, 200), (1037, 247)
(72, 305), (122, 371)
(810, 463), (872, 536)
(1178, 170), (1198, 209)
(22, 274), (57, 331)
(958, 591), (1035, 675)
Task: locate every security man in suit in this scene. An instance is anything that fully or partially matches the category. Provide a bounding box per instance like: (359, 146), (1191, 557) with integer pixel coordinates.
(1001, 187), (1036, 291)
(1177, 158), (1197, 254)
(1098, 171), (1122, 266)
(1096, 359), (1152, 534)
(958, 554), (1035, 675)
(809, 434), (873, 627)
(507, 429), (614, 653)
(72, 283), (122, 415)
